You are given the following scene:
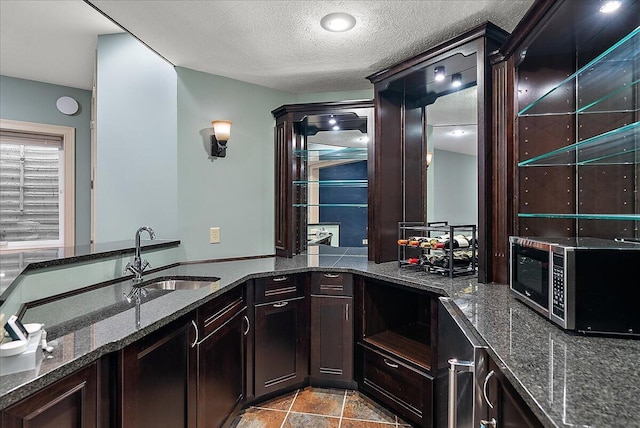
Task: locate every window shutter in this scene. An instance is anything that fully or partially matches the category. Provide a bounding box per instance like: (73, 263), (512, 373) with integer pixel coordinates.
(0, 131), (63, 243)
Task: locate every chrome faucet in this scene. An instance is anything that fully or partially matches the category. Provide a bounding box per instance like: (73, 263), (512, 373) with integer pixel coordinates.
(124, 226), (156, 281)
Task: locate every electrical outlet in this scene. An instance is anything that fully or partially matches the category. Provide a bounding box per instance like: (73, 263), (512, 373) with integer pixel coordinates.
(362, 238), (368, 245)
(209, 227), (220, 244)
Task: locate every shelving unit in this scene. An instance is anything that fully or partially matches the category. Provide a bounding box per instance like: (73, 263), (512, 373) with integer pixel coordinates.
(516, 23), (639, 238)
(397, 222), (477, 278)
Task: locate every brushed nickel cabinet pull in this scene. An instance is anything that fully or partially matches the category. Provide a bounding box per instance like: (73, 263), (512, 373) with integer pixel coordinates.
(324, 273), (340, 278)
(273, 301), (289, 308)
(191, 320), (199, 348)
(345, 303), (349, 321)
(483, 370), (495, 409)
(243, 315), (250, 336)
(273, 276), (288, 282)
(383, 358), (398, 369)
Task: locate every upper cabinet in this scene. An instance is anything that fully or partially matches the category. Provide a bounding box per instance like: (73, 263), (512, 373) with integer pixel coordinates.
(367, 23), (509, 282)
(490, 0), (640, 282)
(272, 101), (373, 258)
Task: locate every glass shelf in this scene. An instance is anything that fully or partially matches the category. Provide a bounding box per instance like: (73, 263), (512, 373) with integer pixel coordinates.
(518, 121), (639, 166)
(293, 180), (368, 187)
(293, 147), (368, 161)
(518, 213), (640, 221)
(518, 26), (640, 117)
(293, 203), (367, 208)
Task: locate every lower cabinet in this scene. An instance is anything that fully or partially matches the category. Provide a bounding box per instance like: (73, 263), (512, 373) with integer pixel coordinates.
(358, 344), (434, 427)
(1, 363), (98, 428)
(483, 358), (543, 428)
(120, 319), (191, 428)
(254, 296), (308, 397)
(193, 292), (248, 428)
(310, 272), (354, 386)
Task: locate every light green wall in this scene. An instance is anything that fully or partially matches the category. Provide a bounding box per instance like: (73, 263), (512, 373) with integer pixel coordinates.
(96, 33), (178, 242)
(176, 67), (295, 261)
(0, 75), (92, 246)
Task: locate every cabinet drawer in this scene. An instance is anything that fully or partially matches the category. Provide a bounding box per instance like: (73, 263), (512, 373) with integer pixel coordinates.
(311, 272), (352, 296)
(359, 344), (433, 426)
(197, 287), (245, 338)
(255, 274), (304, 303)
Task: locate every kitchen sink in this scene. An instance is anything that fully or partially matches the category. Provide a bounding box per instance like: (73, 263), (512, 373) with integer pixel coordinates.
(142, 279), (220, 291)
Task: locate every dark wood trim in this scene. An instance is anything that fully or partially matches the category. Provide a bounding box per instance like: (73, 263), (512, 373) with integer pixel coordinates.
(271, 100), (374, 118)
(499, 0), (559, 59)
(367, 22), (509, 84)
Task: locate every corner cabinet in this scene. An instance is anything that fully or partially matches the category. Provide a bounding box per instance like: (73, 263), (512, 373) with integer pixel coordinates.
(272, 101), (374, 257)
(253, 274), (309, 397)
(310, 272), (354, 387)
(491, 0), (640, 281)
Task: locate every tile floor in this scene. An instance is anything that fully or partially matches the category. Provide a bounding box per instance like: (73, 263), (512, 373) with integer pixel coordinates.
(230, 387), (411, 428)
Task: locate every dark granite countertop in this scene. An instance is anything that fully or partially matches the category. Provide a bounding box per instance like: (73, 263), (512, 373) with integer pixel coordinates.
(1, 247), (638, 427)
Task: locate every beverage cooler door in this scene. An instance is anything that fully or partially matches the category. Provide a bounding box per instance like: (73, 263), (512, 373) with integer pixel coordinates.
(437, 298), (489, 428)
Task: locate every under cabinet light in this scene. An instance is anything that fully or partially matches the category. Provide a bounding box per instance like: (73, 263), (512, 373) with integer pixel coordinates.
(600, 1), (621, 13)
(451, 73), (462, 88)
(434, 66), (446, 81)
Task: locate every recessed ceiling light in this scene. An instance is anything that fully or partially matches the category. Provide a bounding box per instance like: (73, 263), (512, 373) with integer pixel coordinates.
(599, 1), (621, 13)
(332, 125), (340, 131)
(329, 117), (337, 125)
(434, 66), (445, 82)
(320, 13), (356, 32)
(450, 130), (466, 137)
(451, 73), (462, 88)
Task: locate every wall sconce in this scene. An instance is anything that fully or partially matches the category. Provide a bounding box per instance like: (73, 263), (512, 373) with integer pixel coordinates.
(211, 120), (232, 158)
(434, 66), (446, 82)
(426, 152), (433, 168)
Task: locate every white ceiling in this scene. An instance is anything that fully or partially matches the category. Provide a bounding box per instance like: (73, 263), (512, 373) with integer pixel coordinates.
(0, 0), (534, 93)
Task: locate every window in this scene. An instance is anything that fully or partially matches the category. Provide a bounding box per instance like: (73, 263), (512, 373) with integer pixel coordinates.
(0, 119), (75, 250)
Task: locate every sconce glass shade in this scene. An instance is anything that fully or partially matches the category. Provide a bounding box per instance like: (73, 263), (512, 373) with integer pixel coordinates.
(426, 152), (433, 168)
(212, 120), (232, 142)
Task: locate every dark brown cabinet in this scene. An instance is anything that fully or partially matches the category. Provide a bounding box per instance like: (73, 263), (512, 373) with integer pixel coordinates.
(192, 287), (248, 428)
(254, 296), (308, 397)
(120, 318), (191, 428)
(310, 272), (354, 387)
(1, 364), (98, 428)
(355, 277), (437, 428)
(481, 359), (543, 428)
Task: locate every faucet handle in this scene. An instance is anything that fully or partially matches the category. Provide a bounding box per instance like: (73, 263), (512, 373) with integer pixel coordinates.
(141, 259), (150, 272)
(124, 262), (133, 275)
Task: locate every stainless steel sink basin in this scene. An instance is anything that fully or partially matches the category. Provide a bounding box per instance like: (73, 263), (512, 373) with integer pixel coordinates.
(142, 279), (220, 291)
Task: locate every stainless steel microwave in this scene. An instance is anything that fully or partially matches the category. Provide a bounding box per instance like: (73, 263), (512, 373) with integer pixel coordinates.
(509, 236), (640, 337)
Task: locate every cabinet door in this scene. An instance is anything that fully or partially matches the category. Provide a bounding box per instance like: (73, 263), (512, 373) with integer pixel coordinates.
(121, 321), (190, 428)
(311, 295), (353, 382)
(196, 309), (246, 428)
(485, 360), (543, 428)
(254, 297), (308, 397)
(2, 364), (97, 428)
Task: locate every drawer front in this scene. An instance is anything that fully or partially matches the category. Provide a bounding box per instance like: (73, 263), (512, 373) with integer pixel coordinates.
(255, 275), (304, 303)
(359, 345), (433, 426)
(311, 272), (352, 296)
(197, 287), (245, 337)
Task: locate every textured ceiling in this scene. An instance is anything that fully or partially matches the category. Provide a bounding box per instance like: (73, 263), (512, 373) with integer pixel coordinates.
(0, 1), (121, 90)
(1, 0), (534, 93)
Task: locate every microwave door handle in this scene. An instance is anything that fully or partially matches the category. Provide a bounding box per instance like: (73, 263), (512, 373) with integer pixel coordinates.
(447, 359), (475, 428)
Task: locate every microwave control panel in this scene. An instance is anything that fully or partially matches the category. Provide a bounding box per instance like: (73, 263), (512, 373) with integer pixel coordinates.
(552, 262), (565, 320)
